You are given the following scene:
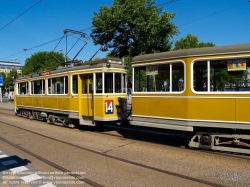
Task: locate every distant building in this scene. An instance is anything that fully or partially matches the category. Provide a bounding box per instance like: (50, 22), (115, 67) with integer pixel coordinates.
(0, 60), (22, 75)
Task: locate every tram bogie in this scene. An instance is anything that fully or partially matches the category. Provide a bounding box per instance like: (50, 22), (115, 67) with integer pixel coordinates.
(189, 132), (250, 154)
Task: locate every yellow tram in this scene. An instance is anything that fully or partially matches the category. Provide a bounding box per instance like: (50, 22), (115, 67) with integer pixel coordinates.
(14, 58), (127, 127)
(131, 43), (250, 154)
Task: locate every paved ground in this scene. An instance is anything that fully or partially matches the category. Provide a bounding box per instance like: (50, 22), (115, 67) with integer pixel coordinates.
(0, 102), (250, 186)
(0, 144), (67, 187)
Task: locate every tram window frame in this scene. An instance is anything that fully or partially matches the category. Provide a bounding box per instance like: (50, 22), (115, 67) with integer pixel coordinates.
(100, 72), (126, 94)
(133, 61), (185, 93)
(72, 75), (78, 95)
(17, 81), (29, 95)
(192, 57), (250, 93)
(104, 73), (113, 93)
(82, 75), (92, 94)
(122, 73), (127, 93)
(114, 73), (122, 93)
(48, 76), (68, 95)
(30, 79), (45, 95)
(72, 74), (97, 95)
(95, 73), (103, 94)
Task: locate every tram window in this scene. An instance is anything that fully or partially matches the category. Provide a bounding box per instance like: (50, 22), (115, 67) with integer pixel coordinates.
(193, 61), (207, 92)
(122, 73), (127, 93)
(65, 76), (68, 94)
(115, 73), (122, 93)
(172, 63), (184, 92)
(17, 82), (28, 95)
(72, 75), (78, 94)
(95, 73), (102, 94)
(193, 58), (250, 92)
(48, 76), (68, 94)
(82, 76), (87, 94)
(31, 79), (45, 94)
(89, 76), (93, 94)
(82, 75), (93, 94)
(134, 68), (146, 92)
(134, 62), (183, 92)
(105, 73), (113, 93)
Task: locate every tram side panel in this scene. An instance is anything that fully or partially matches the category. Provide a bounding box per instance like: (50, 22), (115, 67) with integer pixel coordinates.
(74, 91), (128, 125)
(132, 95), (188, 119)
(129, 94), (250, 130)
(94, 95), (127, 121)
(42, 96), (59, 109)
(186, 94), (250, 130)
(188, 96), (236, 122)
(131, 94), (193, 131)
(236, 97), (250, 122)
(27, 96), (70, 111)
(32, 96), (43, 108)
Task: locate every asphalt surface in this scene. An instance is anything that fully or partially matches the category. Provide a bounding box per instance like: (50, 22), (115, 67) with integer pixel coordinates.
(0, 102), (249, 187)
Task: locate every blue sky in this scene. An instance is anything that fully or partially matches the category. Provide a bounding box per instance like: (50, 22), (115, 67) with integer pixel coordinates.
(0, 0), (250, 66)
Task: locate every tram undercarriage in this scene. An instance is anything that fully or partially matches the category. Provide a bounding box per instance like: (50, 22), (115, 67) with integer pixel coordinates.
(189, 131), (250, 154)
(17, 109), (75, 128)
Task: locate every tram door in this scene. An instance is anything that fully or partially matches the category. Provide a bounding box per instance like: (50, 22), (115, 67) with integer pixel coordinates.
(80, 74), (93, 118)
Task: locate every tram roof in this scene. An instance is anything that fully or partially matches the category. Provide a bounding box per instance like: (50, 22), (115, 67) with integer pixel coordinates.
(16, 57), (124, 81)
(132, 43), (250, 63)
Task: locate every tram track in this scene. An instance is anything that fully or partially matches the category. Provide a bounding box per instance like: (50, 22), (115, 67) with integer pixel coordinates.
(0, 136), (103, 187)
(99, 124), (250, 160)
(0, 108), (250, 162)
(0, 111), (229, 187)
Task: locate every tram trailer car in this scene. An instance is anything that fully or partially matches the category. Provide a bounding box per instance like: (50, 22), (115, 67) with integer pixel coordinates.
(130, 43), (250, 154)
(14, 58), (128, 127)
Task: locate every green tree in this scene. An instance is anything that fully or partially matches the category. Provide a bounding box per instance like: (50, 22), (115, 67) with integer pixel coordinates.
(4, 69), (18, 88)
(174, 34), (215, 50)
(91, 0), (178, 58)
(22, 51), (64, 75)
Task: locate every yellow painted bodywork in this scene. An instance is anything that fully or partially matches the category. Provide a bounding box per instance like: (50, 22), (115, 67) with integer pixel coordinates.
(132, 53), (250, 123)
(15, 68), (127, 121)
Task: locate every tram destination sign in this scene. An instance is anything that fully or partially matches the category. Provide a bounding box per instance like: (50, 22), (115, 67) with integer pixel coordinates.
(0, 75), (4, 86)
(26, 71), (51, 78)
(227, 59), (246, 71)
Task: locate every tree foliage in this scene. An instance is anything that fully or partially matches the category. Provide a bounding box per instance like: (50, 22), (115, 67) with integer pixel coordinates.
(4, 70), (18, 88)
(91, 0), (178, 58)
(22, 51), (64, 75)
(174, 34), (215, 50)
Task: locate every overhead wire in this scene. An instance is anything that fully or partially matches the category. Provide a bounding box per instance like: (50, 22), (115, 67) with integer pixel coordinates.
(0, 1), (178, 60)
(1, 0), (248, 60)
(178, 1), (247, 27)
(0, 1), (177, 60)
(157, 0), (179, 7)
(0, 0), (43, 31)
(1, 27), (93, 60)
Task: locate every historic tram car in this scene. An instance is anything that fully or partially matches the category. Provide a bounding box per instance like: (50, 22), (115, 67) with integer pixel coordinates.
(14, 58), (127, 127)
(130, 43), (250, 154)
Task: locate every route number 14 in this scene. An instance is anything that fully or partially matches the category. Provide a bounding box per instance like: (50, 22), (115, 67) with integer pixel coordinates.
(105, 100), (114, 114)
